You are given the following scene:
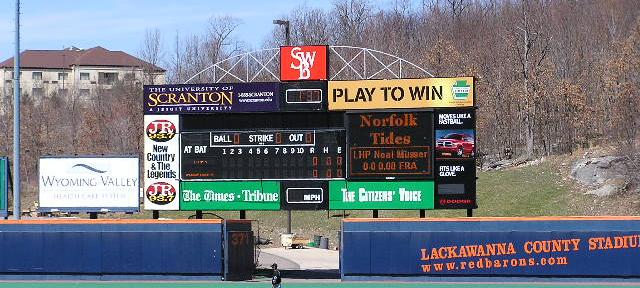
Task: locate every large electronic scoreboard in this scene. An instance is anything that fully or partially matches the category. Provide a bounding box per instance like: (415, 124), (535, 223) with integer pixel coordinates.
(181, 130), (345, 180)
(142, 46), (476, 212)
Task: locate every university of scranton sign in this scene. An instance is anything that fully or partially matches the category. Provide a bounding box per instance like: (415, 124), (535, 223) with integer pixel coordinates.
(143, 83), (279, 114)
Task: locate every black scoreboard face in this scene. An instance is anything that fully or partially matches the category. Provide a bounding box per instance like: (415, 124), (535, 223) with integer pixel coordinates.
(181, 130), (345, 180)
(346, 111), (434, 180)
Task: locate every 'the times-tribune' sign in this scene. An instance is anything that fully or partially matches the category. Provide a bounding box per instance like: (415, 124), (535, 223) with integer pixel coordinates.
(329, 77), (473, 110)
(180, 181), (281, 210)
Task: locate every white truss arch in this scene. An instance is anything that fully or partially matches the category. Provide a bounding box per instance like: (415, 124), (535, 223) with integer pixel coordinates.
(184, 46), (432, 84)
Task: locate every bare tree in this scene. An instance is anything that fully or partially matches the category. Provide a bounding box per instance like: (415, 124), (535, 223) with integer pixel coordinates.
(331, 0), (372, 46)
(166, 31), (183, 83)
(139, 28), (164, 84)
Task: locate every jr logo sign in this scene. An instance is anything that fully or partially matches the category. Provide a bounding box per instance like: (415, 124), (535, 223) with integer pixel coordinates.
(280, 45), (328, 81)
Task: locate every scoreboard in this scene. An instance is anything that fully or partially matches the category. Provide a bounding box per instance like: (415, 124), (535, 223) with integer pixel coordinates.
(181, 130), (345, 180)
(142, 65), (476, 212)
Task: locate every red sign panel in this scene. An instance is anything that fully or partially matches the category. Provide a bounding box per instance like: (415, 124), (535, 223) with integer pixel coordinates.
(280, 46), (328, 81)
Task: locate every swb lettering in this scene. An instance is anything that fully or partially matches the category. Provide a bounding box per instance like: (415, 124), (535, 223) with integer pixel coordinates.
(290, 47), (316, 79)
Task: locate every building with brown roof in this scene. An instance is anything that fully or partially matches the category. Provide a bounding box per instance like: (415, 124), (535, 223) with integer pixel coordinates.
(0, 46), (165, 98)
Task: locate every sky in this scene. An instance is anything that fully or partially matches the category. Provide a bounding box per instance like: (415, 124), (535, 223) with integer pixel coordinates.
(0, 0), (344, 63)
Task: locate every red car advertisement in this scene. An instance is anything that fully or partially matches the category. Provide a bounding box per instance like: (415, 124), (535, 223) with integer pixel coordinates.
(435, 130), (475, 158)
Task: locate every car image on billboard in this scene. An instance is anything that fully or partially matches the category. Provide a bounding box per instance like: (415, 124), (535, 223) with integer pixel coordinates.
(435, 129), (475, 158)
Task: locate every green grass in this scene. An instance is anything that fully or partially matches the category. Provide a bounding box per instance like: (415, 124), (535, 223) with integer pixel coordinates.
(475, 161), (570, 217)
(114, 159), (575, 248)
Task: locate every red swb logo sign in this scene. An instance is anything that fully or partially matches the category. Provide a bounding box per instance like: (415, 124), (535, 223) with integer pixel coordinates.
(280, 46), (328, 81)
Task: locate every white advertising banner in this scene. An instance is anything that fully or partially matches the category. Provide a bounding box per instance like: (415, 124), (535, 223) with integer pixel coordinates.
(39, 157), (139, 211)
(144, 114), (180, 210)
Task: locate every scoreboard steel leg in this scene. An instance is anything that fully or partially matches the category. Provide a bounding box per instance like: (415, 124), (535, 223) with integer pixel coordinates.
(287, 210), (292, 233)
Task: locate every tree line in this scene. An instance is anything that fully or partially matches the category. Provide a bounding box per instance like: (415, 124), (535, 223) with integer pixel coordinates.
(165, 0), (640, 160)
(1, 0), (639, 200)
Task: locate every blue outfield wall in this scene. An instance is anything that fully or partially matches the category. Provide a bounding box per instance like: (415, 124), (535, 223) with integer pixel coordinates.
(341, 217), (640, 279)
(0, 220), (223, 278)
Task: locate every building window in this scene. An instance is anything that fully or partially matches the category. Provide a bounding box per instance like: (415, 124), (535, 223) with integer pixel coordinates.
(80, 72), (90, 81)
(32, 88), (44, 97)
(10, 72), (22, 79)
(98, 72), (118, 85)
(124, 73), (135, 81)
(58, 73), (68, 81)
(32, 72), (43, 81)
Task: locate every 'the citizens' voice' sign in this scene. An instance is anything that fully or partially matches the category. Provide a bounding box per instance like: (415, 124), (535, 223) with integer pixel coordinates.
(329, 77), (474, 110)
(280, 46), (328, 81)
(329, 180), (434, 210)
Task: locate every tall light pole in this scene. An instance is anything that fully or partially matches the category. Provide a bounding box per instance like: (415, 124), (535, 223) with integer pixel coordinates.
(273, 19), (291, 234)
(13, 0), (21, 220)
(273, 19), (290, 46)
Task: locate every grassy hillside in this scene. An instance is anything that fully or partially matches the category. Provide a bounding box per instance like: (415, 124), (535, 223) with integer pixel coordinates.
(109, 154), (639, 247)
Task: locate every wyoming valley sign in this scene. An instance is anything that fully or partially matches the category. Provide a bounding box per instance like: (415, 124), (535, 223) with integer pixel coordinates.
(142, 45), (476, 211)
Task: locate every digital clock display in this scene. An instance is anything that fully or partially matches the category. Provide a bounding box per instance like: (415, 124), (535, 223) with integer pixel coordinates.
(280, 81), (327, 111)
(181, 129), (345, 180)
(286, 89), (322, 103)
